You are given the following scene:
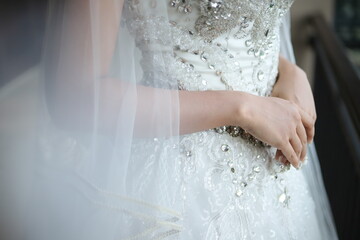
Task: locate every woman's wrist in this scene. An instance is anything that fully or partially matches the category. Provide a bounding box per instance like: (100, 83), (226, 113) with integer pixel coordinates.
(279, 55), (292, 74)
(223, 90), (252, 129)
(178, 89), (254, 135)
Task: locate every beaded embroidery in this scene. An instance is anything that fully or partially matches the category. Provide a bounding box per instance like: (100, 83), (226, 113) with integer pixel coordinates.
(170, 0), (295, 51)
(213, 125), (270, 147)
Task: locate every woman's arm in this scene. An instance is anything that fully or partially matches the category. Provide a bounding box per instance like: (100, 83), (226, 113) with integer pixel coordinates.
(47, 1), (303, 168)
(101, 81), (304, 168)
(275, 55), (317, 142)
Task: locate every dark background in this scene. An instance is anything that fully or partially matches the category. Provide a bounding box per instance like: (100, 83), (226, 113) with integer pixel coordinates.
(0, 0), (47, 87)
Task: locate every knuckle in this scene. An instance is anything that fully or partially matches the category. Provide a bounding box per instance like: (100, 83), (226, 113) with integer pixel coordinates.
(310, 117), (316, 125)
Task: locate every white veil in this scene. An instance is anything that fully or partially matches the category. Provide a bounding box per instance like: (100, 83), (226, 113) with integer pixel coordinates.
(1, 1), (183, 239)
(280, 13), (339, 240)
(0, 1), (337, 239)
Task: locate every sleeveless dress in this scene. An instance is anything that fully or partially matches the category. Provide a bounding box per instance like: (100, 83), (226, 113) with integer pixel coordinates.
(124, 0), (323, 239)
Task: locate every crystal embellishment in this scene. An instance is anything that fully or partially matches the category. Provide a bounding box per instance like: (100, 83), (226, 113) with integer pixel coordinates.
(170, 0), (193, 14)
(257, 70), (264, 81)
(236, 189), (243, 197)
(214, 126), (270, 147)
(221, 144), (230, 152)
(193, 0), (295, 51)
(279, 188), (291, 207)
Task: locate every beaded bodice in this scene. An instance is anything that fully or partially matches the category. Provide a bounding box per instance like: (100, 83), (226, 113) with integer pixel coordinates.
(126, 0), (294, 96)
(171, 0), (293, 49)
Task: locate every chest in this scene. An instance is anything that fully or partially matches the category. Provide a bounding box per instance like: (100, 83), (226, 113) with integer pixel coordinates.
(128, 0), (294, 47)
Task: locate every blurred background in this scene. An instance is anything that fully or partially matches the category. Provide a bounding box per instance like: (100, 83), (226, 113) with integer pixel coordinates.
(291, 1), (360, 240)
(0, 0), (359, 239)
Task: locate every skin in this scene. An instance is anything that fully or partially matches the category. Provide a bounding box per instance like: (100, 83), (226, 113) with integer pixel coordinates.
(178, 58), (316, 169)
(122, 58), (315, 169)
(179, 56), (316, 169)
(271, 56), (317, 166)
(53, 0), (316, 170)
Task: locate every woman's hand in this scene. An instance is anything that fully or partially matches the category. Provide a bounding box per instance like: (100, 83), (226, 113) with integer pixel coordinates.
(233, 93), (311, 169)
(271, 56), (317, 163)
(272, 56), (317, 143)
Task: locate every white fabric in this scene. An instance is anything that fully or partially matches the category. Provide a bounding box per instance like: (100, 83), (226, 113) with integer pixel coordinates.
(0, 0), (338, 239)
(280, 13), (338, 240)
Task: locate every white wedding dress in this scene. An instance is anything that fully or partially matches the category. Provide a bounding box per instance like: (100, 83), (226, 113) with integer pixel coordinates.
(123, 0), (327, 239)
(0, 1), (338, 239)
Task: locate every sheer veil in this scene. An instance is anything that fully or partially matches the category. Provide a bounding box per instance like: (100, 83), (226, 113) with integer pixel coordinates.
(1, 1), (184, 239)
(0, 1), (337, 239)
(280, 13), (338, 240)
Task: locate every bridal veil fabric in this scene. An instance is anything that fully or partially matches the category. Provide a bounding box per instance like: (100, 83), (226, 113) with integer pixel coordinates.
(0, 0), (338, 239)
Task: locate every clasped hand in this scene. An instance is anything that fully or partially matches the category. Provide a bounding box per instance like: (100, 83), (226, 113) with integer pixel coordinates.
(240, 56), (316, 169)
(273, 56), (316, 167)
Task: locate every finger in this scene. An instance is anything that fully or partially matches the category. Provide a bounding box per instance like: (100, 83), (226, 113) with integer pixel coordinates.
(307, 125), (315, 143)
(312, 125), (316, 140)
(298, 108), (315, 143)
(279, 150), (291, 165)
(275, 149), (281, 161)
(275, 149), (288, 164)
(296, 124), (307, 161)
(281, 141), (300, 169)
(301, 145), (308, 163)
(298, 107), (314, 131)
(290, 135), (302, 159)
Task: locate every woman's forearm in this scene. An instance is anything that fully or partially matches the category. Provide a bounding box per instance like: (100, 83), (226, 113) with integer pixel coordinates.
(278, 55), (297, 78)
(131, 83), (248, 137)
(178, 90), (247, 135)
(54, 77), (247, 137)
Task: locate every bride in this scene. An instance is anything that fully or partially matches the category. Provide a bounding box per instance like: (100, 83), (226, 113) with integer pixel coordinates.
(0, 0), (338, 239)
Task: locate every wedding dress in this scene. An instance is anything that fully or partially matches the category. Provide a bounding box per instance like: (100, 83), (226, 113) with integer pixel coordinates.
(0, 0), (338, 239)
(124, 0), (324, 239)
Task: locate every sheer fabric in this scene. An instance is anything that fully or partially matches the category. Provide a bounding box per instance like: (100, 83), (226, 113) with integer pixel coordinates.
(0, 1), (337, 239)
